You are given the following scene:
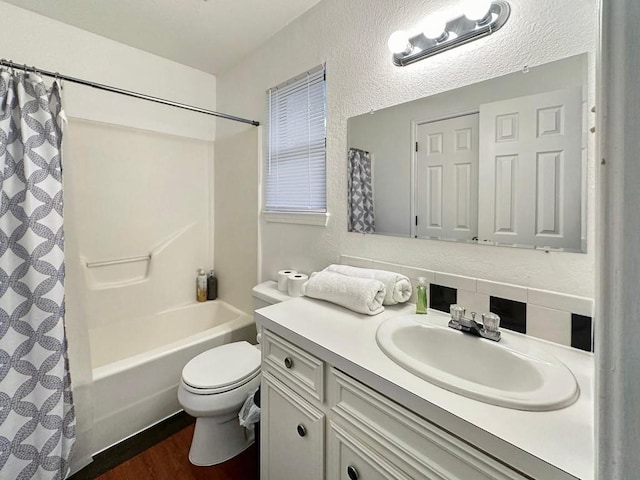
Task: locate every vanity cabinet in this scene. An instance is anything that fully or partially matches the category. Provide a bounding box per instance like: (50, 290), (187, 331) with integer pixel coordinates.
(261, 372), (324, 480)
(261, 329), (530, 480)
(261, 329), (326, 480)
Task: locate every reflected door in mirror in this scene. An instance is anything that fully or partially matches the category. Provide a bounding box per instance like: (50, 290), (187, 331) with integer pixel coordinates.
(415, 113), (479, 241)
(478, 87), (583, 250)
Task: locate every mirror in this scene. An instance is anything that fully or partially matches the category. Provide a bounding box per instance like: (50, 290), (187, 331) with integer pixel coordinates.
(347, 53), (588, 253)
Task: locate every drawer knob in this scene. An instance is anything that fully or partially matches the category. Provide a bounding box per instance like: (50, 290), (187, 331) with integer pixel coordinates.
(296, 424), (307, 437)
(347, 465), (359, 480)
(284, 356), (294, 369)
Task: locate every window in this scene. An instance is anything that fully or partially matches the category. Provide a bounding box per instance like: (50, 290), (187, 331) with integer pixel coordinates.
(265, 65), (326, 221)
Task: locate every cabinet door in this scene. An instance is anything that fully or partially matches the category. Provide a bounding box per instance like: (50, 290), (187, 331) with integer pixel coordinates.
(328, 422), (412, 480)
(261, 372), (325, 480)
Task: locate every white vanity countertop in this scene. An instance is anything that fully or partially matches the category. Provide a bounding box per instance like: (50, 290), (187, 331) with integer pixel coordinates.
(256, 297), (594, 480)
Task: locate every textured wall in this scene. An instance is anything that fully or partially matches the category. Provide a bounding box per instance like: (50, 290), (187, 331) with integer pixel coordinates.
(218, 0), (597, 297)
(214, 128), (261, 313)
(0, 1), (217, 140)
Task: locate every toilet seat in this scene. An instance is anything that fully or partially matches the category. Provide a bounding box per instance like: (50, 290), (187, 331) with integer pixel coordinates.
(181, 341), (261, 395)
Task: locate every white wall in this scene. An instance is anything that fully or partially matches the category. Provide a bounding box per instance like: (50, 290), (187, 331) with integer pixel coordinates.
(0, 1), (216, 140)
(216, 0), (597, 298)
(214, 128), (261, 314)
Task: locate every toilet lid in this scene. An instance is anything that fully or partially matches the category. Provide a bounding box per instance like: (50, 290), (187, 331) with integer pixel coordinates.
(182, 341), (260, 392)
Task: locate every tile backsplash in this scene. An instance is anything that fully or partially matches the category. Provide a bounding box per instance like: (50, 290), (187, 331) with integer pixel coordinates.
(340, 255), (594, 352)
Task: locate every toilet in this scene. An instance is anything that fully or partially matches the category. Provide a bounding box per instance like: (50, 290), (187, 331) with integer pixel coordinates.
(177, 280), (291, 466)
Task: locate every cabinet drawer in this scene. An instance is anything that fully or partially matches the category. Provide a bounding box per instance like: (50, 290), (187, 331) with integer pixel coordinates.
(328, 422), (412, 480)
(262, 329), (324, 403)
(329, 368), (529, 480)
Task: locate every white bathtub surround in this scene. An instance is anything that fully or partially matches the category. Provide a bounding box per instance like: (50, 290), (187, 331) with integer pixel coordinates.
(340, 255), (594, 351)
(91, 301), (255, 455)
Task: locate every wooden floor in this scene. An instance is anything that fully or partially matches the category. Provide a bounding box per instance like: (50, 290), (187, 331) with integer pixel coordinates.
(95, 424), (259, 480)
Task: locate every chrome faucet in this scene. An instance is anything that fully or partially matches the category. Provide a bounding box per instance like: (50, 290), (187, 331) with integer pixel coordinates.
(448, 305), (501, 342)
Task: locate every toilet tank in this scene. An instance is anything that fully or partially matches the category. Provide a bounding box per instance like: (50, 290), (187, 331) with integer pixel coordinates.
(252, 281), (293, 335)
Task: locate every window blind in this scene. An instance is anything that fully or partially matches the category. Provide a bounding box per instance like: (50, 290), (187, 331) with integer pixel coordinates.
(266, 64), (326, 213)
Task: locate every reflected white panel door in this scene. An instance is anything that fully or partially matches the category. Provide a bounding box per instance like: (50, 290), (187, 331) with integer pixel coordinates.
(415, 113), (479, 240)
(478, 87), (583, 249)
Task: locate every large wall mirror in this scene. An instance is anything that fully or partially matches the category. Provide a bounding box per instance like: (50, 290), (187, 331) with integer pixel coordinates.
(347, 53), (588, 253)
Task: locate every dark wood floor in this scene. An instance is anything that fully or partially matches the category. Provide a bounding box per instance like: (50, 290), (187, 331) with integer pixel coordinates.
(96, 423), (259, 480)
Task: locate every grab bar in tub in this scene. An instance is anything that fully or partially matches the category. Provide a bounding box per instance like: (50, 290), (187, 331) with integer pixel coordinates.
(86, 254), (151, 268)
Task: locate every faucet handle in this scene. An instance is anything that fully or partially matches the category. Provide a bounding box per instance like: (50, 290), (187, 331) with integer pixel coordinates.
(482, 312), (501, 332)
(470, 312), (476, 322)
(450, 304), (465, 321)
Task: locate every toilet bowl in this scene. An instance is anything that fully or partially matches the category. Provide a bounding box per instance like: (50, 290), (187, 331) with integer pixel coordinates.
(177, 280), (290, 466)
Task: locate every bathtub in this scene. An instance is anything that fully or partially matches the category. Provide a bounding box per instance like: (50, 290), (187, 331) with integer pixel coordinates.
(89, 300), (256, 454)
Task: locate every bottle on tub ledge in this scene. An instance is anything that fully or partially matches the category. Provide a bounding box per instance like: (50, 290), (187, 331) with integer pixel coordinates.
(207, 269), (218, 300)
(196, 268), (207, 302)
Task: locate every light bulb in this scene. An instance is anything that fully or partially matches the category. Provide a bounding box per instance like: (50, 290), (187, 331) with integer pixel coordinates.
(387, 30), (412, 54)
(464, 0), (492, 22)
(420, 15), (447, 41)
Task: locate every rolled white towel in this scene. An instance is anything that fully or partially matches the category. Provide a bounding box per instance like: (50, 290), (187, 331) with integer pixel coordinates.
(325, 264), (412, 305)
(301, 271), (386, 315)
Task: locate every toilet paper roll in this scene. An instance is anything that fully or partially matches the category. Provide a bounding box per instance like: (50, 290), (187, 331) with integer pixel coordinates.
(277, 269), (297, 292)
(287, 273), (309, 297)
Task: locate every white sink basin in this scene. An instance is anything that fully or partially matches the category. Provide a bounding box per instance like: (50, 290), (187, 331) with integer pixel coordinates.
(376, 315), (579, 411)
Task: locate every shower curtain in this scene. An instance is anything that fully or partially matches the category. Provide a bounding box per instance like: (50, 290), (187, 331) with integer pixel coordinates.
(348, 147), (375, 233)
(0, 70), (75, 478)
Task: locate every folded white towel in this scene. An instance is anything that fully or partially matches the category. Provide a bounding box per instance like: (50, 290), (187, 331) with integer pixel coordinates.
(325, 264), (412, 305)
(301, 271), (386, 315)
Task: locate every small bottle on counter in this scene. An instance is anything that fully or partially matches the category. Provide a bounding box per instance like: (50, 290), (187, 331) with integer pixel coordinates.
(196, 268), (207, 302)
(207, 270), (218, 300)
(416, 277), (428, 314)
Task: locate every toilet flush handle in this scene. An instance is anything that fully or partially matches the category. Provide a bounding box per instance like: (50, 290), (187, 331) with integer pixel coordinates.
(284, 356), (293, 369)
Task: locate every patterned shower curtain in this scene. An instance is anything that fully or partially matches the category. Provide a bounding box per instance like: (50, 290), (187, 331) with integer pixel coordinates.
(0, 70), (75, 478)
(348, 147), (375, 233)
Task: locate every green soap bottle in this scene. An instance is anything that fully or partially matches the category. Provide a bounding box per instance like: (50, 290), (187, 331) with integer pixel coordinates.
(416, 277), (428, 314)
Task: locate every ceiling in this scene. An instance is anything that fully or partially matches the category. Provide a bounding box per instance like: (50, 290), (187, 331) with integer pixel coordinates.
(2, 0), (322, 75)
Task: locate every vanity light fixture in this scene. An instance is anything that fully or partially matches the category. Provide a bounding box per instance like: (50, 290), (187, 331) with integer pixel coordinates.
(388, 0), (510, 66)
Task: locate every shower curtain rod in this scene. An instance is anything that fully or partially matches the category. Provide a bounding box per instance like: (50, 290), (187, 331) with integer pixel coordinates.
(0, 58), (260, 127)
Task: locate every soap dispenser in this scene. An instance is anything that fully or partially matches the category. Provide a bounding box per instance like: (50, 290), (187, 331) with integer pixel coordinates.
(196, 268), (207, 302)
(416, 277), (428, 314)
(207, 270), (218, 300)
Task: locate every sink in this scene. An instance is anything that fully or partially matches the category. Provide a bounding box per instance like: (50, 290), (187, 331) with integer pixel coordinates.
(376, 315), (579, 411)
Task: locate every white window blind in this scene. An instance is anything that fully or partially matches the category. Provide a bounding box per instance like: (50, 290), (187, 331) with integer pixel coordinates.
(266, 64), (326, 213)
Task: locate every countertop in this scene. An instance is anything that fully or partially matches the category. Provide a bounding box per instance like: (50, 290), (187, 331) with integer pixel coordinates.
(256, 296), (594, 480)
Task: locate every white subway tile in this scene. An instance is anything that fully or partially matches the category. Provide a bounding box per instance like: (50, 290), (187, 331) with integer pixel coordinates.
(456, 290), (490, 316)
(369, 260), (404, 275)
(527, 288), (593, 316)
(343, 256), (373, 269)
(476, 279), (528, 303)
(401, 265), (435, 283)
(526, 304), (572, 346)
(434, 272), (476, 292)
